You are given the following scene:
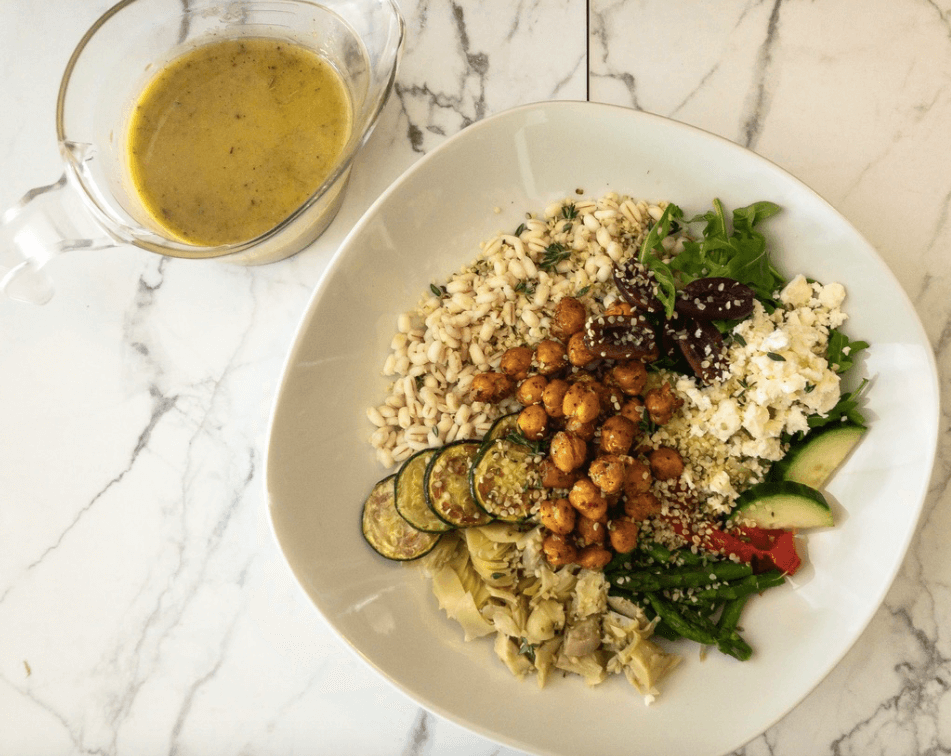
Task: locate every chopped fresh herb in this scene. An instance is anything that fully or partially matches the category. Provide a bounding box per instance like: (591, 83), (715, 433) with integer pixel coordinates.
(514, 280), (535, 297)
(804, 383), (816, 393)
(429, 283), (443, 297)
(576, 285), (591, 297)
(827, 329), (869, 374)
(513, 223), (526, 237)
(562, 202), (579, 220)
(639, 416), (659, 436)
(415, 375), (425, 390)
(766, 352), (786, 362)
(518, 639), (537, 662)
(505, 429), (547, 454)
(539, 242), (571, 271)
(733, 333), (747, 347)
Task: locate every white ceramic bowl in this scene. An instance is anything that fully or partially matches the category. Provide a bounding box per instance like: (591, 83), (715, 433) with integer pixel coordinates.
(265, 101), (939, 756)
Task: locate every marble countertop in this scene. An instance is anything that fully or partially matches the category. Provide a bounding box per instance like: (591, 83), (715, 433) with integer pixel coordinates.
(1, 1), (948, 754)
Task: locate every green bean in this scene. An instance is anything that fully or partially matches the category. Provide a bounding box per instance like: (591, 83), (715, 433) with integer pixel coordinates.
(647, 592), (755, 661)
(691, 569), (785, 602)
(652, 619), (681, 641)
(613, 561), (753, 593)
(717, 632), (753, 661)
(717, 594), (750, 636)
(645, 593), (719, 646)
(642, 542), (673, 564)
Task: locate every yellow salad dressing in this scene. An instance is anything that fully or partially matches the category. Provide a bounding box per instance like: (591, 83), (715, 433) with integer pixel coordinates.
(126, 37), (351, 246)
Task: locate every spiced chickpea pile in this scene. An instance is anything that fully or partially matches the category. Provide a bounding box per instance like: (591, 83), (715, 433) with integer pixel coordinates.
(471, 295), (687, 571)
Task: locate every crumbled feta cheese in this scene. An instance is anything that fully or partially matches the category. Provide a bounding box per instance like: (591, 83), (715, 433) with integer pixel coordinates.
(647, 279), (848, 515)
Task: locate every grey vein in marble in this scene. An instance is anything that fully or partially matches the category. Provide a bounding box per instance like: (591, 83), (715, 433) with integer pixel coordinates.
(739, 0), (782, 149)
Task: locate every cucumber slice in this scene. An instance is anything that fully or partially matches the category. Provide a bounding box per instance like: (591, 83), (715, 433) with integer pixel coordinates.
(361, 475), (442, 561)
(425, 441), (493, 528)
(728, 481), (833, 530)
(395, 448), (452, 533)
(469, 437), (539, 522)
(774, 423), (866, 488)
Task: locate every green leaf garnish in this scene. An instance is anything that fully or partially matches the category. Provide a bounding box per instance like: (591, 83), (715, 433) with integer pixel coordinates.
(670, 199), (785, 306)
(808, 378), (870, 430)
(826, 329), (869, 374)
(637, 203), (683, 318)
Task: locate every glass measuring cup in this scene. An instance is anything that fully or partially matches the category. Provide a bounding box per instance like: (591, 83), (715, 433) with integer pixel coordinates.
(0, 0), (404, 305)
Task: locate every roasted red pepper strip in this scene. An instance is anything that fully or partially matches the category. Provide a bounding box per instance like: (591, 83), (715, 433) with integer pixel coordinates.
(706, 526), (802, 576)
(659, 511), (802, 576)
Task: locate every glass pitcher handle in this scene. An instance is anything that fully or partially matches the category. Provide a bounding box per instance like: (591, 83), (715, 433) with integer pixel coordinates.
(1, 173), (116, 305)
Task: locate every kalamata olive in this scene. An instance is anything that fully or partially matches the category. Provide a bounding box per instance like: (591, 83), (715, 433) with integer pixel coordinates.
(613, 260), (663, 313)
(675, 277), (755, 321)
(583, 312), (657, 361)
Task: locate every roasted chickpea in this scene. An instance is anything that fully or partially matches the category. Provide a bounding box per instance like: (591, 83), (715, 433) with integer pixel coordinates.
(649, 446), (685, 480)
(517, 404), (549, 441)
(542, 378), (570, 418)
(470, 372), (516, 403)
(588, 454), (627, 495)
(539, 498), (576, 535)
(535, 339), (568, 375)
(552, 296), (587, 340)
(619, 397), (645, 425)
(575, 513), (608, 546)
(567, 331), (598, 367)
(516, 374), (548, 405)
(540, 458), (580, 489)
(565, 416), (597, 442)
(499, 346), (534, 381)
(600, 385), (626, 415)
(550, 431), (587, 473)
(608, 517), (640, 554)
(644, 382), (683, 425)
(603, 301), (633, 317)
(568, 477), (609, 520)
(542, 534), (578, 567)
(606, 361), (648, 396)
(624, 491), (662, 521)
(600, 415), (637, 456)
(576, 545), (613, 570)
(562, 383), (600, 424)
(623, 459), (653, 497)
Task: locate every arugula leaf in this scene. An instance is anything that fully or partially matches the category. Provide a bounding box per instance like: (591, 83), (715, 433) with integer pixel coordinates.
(637, 203), (684, 318)
(827, 329), (869, 374)
(808, 378), (870, 430)
(670, 199), (785, 305)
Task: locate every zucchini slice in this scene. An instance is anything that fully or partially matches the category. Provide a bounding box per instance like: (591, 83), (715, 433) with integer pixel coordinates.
(484, 412), (520, 443)
(727, 480), (833, 530)
(361, 475), (442, 561)
(773, 423), (866, 488)
(395, 448), (452, 533)
(425, 441), (493, 528)
(469, 437), (539, 522)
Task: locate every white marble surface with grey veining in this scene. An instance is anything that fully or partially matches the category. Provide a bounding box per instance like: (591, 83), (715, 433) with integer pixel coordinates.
(1, 1), (949, 754)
